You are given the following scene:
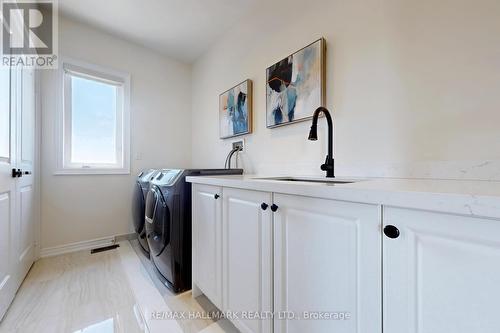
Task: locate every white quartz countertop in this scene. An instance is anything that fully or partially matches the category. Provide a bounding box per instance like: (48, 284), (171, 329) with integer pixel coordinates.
(186, 174), (500, 219)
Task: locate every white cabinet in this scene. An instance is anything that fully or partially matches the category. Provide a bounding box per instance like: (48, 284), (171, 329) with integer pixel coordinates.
(191, 180), (500, 333)
(192, 187), (382, 333)
(222, 188), (272, 333)
(383, 208), (500, 333)
(273, 194), (382, 333)
(192, 184), (223, 308)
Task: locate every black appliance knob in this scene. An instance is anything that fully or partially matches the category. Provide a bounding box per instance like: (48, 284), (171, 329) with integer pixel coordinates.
(214, 194), (220, 199)
(270, 204), (278, 212)
(261, 203), (268, 210)
(384, 225), (400, 239)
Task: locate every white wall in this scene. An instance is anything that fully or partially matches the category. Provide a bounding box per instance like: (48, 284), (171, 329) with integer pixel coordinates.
(40, 17), (192, 249)
(191, 0), (500, 180)
(41, 0), (500, 248)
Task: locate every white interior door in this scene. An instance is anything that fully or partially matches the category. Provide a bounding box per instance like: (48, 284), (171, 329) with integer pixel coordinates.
(0, 66), (17, 321)
(0, 65), (36, 321)
(14, 67), (36, 285)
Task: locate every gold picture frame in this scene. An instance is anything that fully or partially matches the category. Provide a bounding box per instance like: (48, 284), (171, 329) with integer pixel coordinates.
(266, 38), (326, 128)
(219, 79), (253, 139)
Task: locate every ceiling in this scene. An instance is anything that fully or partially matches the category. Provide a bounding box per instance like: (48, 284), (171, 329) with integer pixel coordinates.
(59, 0), (262, 63)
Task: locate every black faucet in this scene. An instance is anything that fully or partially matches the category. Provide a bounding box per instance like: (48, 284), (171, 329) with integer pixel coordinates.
(308, 107), (335, 178)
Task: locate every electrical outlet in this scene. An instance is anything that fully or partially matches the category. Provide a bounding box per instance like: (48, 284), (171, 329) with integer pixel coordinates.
(232, 140), (244, 151)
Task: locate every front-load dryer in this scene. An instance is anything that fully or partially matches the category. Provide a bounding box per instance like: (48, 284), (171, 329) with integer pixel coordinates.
(132, 169), (159, 256)
(144, 168), (243, 292)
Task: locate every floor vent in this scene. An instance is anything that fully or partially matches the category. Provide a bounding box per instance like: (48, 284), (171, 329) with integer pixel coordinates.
(90, 244), (120, 254)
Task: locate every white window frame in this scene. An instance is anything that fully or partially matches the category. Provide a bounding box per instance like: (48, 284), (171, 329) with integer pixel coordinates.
(55, 58), (130, 175)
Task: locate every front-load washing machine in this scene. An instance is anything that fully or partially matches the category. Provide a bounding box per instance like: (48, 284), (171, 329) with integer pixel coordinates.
(132, 169), (159, 256)
(144, 168), (243, 292)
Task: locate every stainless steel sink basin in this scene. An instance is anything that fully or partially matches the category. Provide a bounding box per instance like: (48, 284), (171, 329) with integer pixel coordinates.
(254, 177), (358, 184)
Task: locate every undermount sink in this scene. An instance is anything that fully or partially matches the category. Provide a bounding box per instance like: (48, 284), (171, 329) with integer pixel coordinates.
(254, 177), (358, 184)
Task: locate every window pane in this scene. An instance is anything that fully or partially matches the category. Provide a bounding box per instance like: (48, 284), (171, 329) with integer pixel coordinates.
(71, 75), (117, 164)
(0, 68), (10, 159)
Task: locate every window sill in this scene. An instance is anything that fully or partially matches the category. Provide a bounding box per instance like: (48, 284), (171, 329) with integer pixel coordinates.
(54, 168), (130, 176)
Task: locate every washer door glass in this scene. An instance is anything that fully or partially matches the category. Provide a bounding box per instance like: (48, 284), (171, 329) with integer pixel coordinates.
(132, 182), (145, 234)
(146, 187), (170, 257)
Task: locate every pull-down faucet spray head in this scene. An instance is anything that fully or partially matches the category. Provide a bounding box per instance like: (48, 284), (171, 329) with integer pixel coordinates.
(308, 122), (318, 141)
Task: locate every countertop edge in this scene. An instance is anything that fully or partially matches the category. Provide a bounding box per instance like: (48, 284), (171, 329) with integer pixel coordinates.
(186, 175), (500, 220)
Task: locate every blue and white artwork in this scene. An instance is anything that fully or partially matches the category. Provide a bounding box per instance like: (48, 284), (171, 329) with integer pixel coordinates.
(219, 80), (252, 139)
(266, 39), (325, 128)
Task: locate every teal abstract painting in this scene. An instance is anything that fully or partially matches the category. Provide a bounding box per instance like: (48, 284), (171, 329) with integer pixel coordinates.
(219, 80), (252, 139)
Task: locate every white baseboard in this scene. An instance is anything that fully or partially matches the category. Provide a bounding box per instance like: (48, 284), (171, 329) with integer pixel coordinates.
(115, 232), (137, 242)
(40, 236), (116, 258)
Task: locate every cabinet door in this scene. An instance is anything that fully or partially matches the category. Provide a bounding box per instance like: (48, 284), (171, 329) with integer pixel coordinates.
(383, 208), (500, 333)
(222, 188), (272, 333)
(273, 194), (381, 333)
(192, 184), (223, 308)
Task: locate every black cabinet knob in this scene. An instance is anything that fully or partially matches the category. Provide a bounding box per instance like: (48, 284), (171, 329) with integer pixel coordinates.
(384, 225), (400, 239)
(261, 203), (268, 210)
(270, 204), (278, 212)
(214, 194), (220, 199)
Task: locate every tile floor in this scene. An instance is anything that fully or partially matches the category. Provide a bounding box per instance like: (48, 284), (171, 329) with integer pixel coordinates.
(0, 241), (238, 333)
